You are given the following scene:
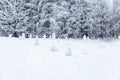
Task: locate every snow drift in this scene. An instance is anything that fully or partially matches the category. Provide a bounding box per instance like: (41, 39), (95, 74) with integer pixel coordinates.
(0, 37), (120, 80)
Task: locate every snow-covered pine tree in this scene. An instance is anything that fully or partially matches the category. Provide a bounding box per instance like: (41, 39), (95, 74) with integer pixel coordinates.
(0, 0), (28, 37)
(110, 0), (120, 38)
(91, 0), (111, 39)
(67, 0), (94, 39)
(37, 1), (69, 38)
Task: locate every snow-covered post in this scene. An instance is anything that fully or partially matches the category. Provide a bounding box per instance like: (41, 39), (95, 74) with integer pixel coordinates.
(22, 33), (26, 39)
(65, 41), (72, 56)
(35, 36), (39, 46)
(49, 34), (52, 39)
(29, 34), (32, 38)
(97, 38), (100, 42)
(51, 33), (56, 39)
(118, 36), (120, 40)
(9, 34), (12, 38)
(83, 35), (87, 40)
(65, 36), (68, 40)
(50, 33), (59, 52)
(43, 34), (47, 39)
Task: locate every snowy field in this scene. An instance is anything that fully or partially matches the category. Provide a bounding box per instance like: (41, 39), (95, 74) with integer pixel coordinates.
(0, 37), (120, 80)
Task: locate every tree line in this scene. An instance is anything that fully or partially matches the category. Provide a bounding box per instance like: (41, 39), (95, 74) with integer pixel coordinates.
(0, 0), (120, 39)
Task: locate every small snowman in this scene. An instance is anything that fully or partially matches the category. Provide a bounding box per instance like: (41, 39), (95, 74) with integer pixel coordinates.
(50, 46), (58, 52)
(65, 42), (72, 56)
(65, 47), (72, 56)
(35, 36), (39, 46)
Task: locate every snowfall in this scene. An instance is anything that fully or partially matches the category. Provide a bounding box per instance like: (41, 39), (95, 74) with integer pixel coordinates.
(0, 37), (120, 80)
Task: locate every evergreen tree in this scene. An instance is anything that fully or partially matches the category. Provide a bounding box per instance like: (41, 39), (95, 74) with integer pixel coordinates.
(92, 0), (111, 38)
(0, 0), (120, 39)
(0, 0), (28, 37)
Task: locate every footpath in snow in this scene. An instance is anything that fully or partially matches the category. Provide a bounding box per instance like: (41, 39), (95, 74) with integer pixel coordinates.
(0, 37), (120, 80)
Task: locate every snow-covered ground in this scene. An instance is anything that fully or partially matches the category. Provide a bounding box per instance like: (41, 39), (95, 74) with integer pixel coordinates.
(0, 37), (120, 80)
